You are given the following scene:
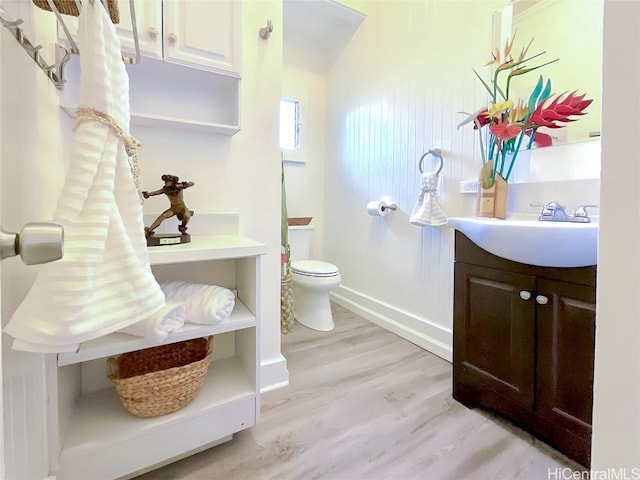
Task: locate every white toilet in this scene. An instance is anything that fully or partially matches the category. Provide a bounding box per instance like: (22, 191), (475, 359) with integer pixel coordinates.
(288, 225), (341, 331)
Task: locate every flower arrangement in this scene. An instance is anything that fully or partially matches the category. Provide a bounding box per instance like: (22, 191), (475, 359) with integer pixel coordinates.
(458, 34), (593, 189)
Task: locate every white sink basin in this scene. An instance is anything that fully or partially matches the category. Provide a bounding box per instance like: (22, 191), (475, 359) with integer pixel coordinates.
(447, 216), (598, 267)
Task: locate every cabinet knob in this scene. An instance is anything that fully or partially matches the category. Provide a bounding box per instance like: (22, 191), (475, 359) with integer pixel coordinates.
(536, 295), (549, 305)
(519, 291), (532, 301)
(148, 27), (158, 39)
(167, 33), (178, 43)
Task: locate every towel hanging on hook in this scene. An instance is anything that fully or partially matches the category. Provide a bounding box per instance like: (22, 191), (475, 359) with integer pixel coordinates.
(410, 149), (448, 227)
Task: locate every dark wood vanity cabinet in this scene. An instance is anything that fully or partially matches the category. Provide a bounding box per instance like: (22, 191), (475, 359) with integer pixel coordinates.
(453, 231), (596, 468)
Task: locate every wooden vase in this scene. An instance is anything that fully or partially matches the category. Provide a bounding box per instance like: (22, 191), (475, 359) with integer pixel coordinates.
(476, 160), (508, 219)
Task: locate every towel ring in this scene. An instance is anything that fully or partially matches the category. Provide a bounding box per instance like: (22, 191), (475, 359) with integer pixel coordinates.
(418, 149), (443, 175)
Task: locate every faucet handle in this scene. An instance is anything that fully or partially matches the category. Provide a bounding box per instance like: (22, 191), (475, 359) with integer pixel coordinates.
(531, 202), (564, 216)
(574, 204), (598, 218)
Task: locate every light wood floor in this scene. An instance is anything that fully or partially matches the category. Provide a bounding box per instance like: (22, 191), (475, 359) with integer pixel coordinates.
(136, 303), (581, 480)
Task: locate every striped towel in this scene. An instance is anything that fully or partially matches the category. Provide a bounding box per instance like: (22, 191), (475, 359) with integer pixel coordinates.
(409, 172), (448, 227)
(4, 1), (165, 352)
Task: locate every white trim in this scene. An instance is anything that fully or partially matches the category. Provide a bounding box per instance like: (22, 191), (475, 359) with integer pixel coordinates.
(330, 286), (452, 363)
(260, 354), (289, 393)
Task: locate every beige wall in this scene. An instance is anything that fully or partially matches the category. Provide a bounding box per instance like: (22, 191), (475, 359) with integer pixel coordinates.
(510, 0), (603, 143)
(592, 0), (640, 470)
(282, 62), (326, 260)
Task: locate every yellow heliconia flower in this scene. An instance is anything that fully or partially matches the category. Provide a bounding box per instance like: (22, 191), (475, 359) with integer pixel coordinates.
(488, 100), (513, 117)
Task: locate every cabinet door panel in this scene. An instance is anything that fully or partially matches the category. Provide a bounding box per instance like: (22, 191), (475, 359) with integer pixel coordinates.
(55, 0), (162, 59)
(454, 263), (536, 408)
(536, 278), (595, 438)
(163, 0), (241, 75)
(117, 0), (163, 59)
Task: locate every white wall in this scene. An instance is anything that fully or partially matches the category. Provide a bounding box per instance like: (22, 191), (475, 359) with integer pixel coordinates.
(591, 0), (640, 470)
(282, 62), (326, 260)
(324, 0), (505, 360)
(134, 1), (285, 390)
(0, 1), (284, 477)
(1, 4), (65, 477)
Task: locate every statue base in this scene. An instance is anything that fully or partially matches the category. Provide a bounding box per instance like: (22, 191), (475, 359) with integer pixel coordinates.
(146, 233), (191, 247)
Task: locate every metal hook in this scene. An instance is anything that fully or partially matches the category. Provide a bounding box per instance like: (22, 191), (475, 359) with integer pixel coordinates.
(259, 19), (273, 40)
(418, 149), (443, 175)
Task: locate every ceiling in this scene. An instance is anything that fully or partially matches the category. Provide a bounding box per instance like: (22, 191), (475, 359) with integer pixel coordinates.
(283, 0), (366, 72)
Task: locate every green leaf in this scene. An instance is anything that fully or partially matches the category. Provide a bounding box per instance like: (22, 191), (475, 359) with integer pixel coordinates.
(472, 68), (494, 96)
(527, 75), (544, 113)
(540, 78), (552, 104)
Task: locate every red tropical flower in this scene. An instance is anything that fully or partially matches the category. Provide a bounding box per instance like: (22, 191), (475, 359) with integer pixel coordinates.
(474, 110), (490, 129)
(527, 91), (593, 129)
(489, 123), (521, 141)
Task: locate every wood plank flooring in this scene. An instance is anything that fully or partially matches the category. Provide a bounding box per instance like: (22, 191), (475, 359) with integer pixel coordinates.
(136, 303), (581, 480)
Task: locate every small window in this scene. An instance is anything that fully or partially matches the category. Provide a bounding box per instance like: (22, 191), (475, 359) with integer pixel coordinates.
(280, 99), (300, 151)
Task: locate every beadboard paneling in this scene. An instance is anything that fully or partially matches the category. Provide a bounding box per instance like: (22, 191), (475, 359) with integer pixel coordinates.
(324, 0), (505, 350)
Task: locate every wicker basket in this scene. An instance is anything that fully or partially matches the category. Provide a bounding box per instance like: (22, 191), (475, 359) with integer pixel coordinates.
(108, 337), (212, 418)
(32, 0), (120, 24)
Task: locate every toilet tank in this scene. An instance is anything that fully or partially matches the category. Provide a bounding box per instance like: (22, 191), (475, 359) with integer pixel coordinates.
(287, 225), (314, 262)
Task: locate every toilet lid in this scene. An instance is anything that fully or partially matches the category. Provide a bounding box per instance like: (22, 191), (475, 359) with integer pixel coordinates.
(291, 260), (339, 277)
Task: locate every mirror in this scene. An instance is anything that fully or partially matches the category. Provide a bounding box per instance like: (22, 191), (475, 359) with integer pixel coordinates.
(493, 0), (603, 146)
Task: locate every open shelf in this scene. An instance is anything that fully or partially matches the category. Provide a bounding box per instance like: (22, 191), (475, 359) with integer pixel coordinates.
(60, 105), (240, 136)
(57, 300), (255, 366)
(58, 358), (256, 479)
(59, 55), (241, 136)
(148, 235), (267, 265)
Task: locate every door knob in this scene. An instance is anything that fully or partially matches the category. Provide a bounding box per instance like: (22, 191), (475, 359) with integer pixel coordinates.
(167, 33), (177, 43)
(519, 290), (531, 300)
(536, 295), (549, 305)
(1, 222), (64, 265)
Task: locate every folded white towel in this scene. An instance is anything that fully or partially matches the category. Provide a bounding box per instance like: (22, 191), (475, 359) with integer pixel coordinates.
(160, 281), (235, 325)
(119, 301), (185, 342)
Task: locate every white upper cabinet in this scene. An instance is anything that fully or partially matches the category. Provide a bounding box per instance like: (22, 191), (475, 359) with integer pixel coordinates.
(58, 0), (241, 76)
(58, 0), (242, 134)
(115, 0), (163, 60)
(162, 0), (241, 76)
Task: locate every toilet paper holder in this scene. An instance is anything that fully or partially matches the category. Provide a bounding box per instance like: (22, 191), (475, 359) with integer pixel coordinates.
(367, 200), (397, 216)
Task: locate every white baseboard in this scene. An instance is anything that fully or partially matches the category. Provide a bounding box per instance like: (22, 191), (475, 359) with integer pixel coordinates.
(260, 354), (289, 393)
(331, 286), (452, 363)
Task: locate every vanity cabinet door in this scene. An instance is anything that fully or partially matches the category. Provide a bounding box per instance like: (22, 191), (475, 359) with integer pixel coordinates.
(162, 0), (242, 75)
(535, 278), (596, 439)
(454, 263), (536, 409)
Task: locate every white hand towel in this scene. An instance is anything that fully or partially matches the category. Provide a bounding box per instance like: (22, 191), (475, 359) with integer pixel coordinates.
(3, 2), (165, 352)
(410, 172), (448, 227)
(119, 301), (186, 342)
(160, 281), (235, 325)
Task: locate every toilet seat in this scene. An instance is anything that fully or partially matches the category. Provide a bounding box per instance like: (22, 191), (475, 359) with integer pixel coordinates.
(291, 260), (339, 277)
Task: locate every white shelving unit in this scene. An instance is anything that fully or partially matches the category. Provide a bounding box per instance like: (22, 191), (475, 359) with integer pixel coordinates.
(59, 52), (241, 136)
(56, 0), (242, 135)
(54, 235), (266, 479)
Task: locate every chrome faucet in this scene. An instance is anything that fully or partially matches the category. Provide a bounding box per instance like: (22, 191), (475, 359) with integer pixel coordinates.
(533, 202), (597, 223)
(573, 204), (598, 221)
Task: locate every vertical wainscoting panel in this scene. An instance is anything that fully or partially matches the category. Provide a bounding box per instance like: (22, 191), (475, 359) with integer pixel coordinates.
(325, 0), (504, 361)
